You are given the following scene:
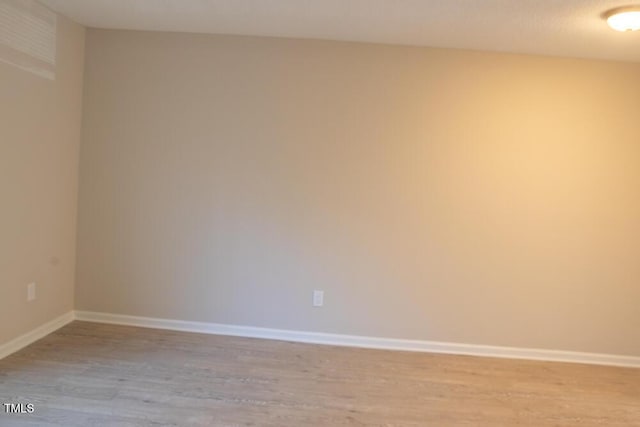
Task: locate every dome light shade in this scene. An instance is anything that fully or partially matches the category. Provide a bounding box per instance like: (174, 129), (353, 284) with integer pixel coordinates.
(606, 7), (640, 31)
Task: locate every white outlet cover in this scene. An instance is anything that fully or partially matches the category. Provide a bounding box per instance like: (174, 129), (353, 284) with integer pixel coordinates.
(27, 283), (36, 302)
(313, 290), (324, 307)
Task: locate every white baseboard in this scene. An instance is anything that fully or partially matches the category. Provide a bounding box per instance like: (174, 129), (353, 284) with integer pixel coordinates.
(5, 310), (636, 369)
(74, 310), (640, 369)
(0, 311), (75, 360)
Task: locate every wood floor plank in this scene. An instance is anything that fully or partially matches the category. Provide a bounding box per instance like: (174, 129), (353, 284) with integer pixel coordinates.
(0, 321), (638, 426)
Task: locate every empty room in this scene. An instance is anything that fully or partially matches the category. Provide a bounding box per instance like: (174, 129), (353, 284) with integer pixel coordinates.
(1, 0), (639, 425)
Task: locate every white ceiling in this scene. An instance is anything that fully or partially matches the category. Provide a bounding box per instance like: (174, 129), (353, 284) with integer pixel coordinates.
(40, 0), (640, 62)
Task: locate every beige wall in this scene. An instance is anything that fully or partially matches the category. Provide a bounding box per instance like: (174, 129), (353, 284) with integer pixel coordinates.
(78, 29), (640, 356)
(0, 16), (85, 344)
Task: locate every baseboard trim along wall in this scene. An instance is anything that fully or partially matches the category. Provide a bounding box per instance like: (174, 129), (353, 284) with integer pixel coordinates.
(0, 311), (75, 360)
(3, 310), (638, 368)
(74, 311), (640, 369)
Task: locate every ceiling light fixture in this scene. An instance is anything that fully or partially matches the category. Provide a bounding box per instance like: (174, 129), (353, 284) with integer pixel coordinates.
(605, 6), (640, 31)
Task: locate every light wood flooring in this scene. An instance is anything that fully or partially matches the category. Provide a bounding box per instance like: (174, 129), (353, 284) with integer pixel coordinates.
(0, 321), (638, 426)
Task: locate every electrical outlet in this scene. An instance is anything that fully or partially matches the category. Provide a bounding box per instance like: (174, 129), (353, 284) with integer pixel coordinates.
(313, 290), (324, 307)
(27, 283), (36, 302)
